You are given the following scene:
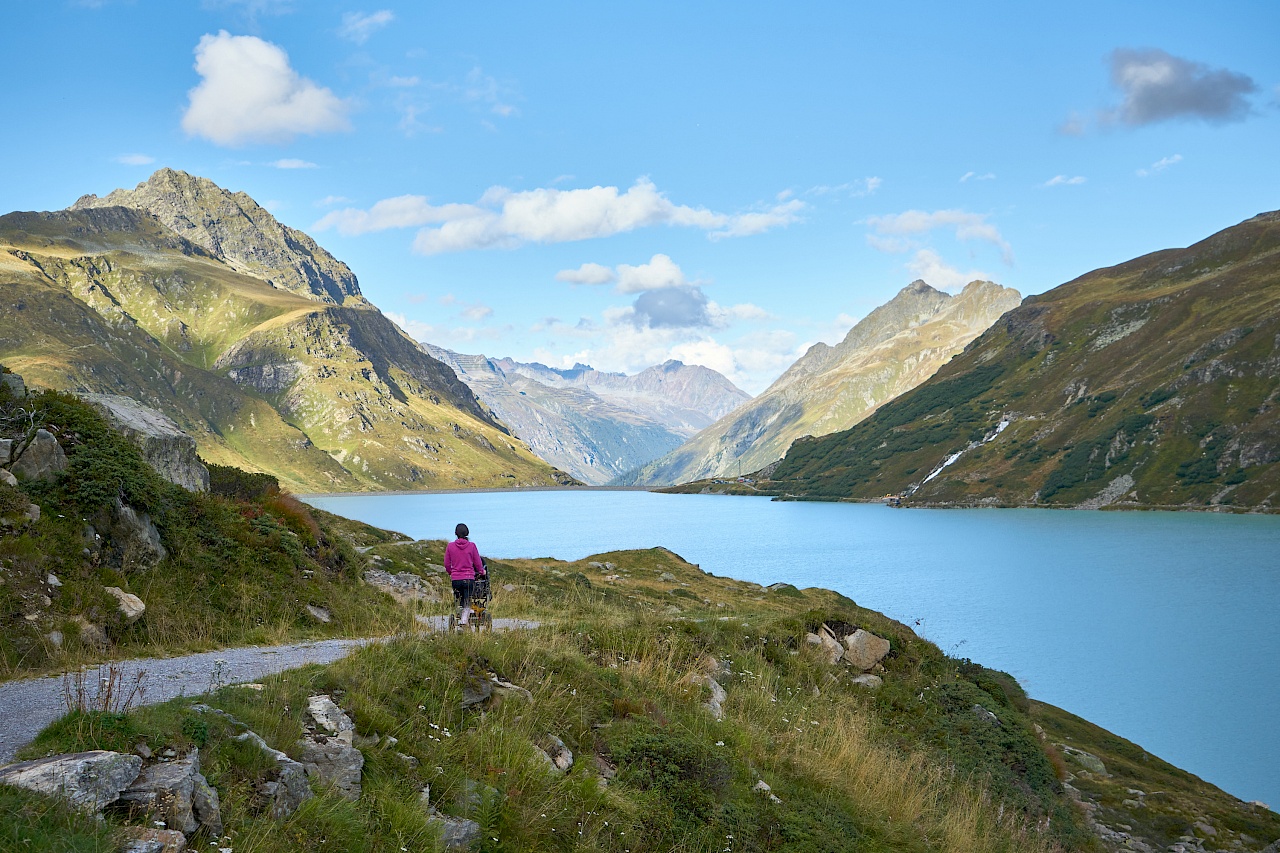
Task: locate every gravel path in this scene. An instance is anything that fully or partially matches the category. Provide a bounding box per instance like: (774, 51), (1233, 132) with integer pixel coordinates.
(0, 618), (539, 766)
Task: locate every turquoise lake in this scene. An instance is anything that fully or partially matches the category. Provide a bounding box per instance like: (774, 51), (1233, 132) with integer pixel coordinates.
(305, 490), (1280, 810)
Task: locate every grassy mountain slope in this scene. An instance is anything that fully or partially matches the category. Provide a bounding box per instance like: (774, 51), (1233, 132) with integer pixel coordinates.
(0, 175), (576, 491)
(763, 211), (1280, 509)
(626, 280), (1021, 486)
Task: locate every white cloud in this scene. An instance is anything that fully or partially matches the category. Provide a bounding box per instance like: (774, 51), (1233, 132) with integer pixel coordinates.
(615, 254), (687, 293)
(181, 31), (351, 146)
(1042, 174), (1086, 187)
(865, 208), (1012, 264)
(270, 158), (317, 169)
(1136, 154), (1183, 177)
(314, 178), (804, 253)
(115, 153), (155, 165)
(314, 194), (352, 207)
(808, 177), (882, 197)
(555, 262), (615, 285)
(387, 75), (420, 87)
(1106, 48), (1256, 126)
(960, 171), (995, 182)
(338, 10), (394, 44)
(906, 249), (989, 292)
(462, 304), (494, 321)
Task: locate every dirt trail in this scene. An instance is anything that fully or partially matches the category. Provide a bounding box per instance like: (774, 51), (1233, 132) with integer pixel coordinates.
(0, 618), (539, 765)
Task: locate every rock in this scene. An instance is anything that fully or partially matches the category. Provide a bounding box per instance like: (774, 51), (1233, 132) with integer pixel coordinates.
(104, 586), (146, 623)
(851, 674), (883, 689)
(814, 625), (843, 665)
(0, 468), (16, 487)
(842, 629), (891, 671)
(753, 779), (772, 793)
(538, 735), (574, 773)
(23, 502), (40, 523)
(11, 429), (67, 481)
(594, 754), (617, 780)
(1059, 744), (1108, 776)
(307, 695), (355, 744)
(363, 568), (439, 603)
(804, 632), (822, 646)
(80, 394), (210, 491)
(46, 630), (63, 647)
(461, 675), (493, 709)
(502, 583), (517, 592)
(396, 752), (420, 769)
(305, 604), (332, 623)
(659, 571), (676, 582)
(118, 826), (188, 853)
(427, 812), (481, 851)
(111, 499), (167, 568)
(47, 573), (62, 587)
(116, 749), (222, 836)
(1, 372), (26, 396)
(1192, 820), (1216, 837)
(0, 750), (141, 813)
(232, 731), (313, 819)
(74, 616), (111, 649)
(489, 675), (533, 706)
(972, 704), (1000, 725)
(0, 438), (12, 465)
(687, 673), (728, 719)
(296, 736), (363, 801)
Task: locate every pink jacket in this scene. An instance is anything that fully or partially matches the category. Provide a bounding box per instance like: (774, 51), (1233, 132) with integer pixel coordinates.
(445, 538), (485, 581)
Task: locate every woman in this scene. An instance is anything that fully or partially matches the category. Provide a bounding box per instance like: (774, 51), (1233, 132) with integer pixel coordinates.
(445, 522), (485, 625)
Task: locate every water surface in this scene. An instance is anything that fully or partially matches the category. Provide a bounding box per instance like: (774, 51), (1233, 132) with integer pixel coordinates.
(306, 490), (1280, 809)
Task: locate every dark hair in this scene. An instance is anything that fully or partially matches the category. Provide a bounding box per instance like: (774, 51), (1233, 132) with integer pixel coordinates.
(455, 523), (469, 539)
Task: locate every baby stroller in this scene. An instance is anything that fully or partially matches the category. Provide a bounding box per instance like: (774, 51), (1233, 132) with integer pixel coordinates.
(449, 559), (494, 632)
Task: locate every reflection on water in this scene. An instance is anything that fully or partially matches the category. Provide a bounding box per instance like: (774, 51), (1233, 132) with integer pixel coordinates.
(306, 490), (1280, 808)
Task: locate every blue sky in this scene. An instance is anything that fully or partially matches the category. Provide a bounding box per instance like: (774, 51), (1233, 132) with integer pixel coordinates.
(3, 1), (1278, 393)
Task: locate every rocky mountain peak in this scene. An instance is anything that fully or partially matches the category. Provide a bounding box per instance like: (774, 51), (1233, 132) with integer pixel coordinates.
(71, 168), (365, 307)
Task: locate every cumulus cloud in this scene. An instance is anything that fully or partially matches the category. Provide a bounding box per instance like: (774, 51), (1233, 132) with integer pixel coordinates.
(865, 208), (1012, 264)
(907, 249), (989, 292)
(555, 262), (616, 285)
(181, 31), (351, 146)
(270, 158), (317, 169)
(314, 178), (804, 253)
(115, 153), (155, 165)
(1043, 175), (1086, 187)
(631, 286), (710, 329)
(1136, 154), (1183, 177)
(616, 254), (688, 293)
(338, 10), (394, 44)
(1105, 48), (1256, 126)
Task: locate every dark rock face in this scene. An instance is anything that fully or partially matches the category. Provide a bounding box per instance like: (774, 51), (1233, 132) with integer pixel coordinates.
(10, 428), (67, 481)
(81, 394), (210, 491)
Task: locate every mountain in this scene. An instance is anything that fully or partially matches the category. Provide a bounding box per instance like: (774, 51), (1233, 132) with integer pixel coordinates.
(764, 211), (1280, 509)
(624, 279), (1022, 485)
(424, 347), (750, 484)
(0, 169), (575, 491)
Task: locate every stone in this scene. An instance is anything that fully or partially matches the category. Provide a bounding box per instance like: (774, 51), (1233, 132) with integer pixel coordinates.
(461, 675), (493, 709)
(296, 736), (363, 801)
(538, 735), (573, 773)
(363, 568), (439, 603)
(307, 695), (355, 744)
(659, 571), (677, 582)
(489, 676), (533, 706)
(74, 616), (110, 649)
(47, 573), (62, 587)
(104, 586), (146, 623)
(842, 629), (891, 671)
(502, 583), (517, 592)
(306, 604), (332, 623)
(972, 704), (1000, 725)
(11, 429), (67, 481)
(427, 812), (481, 851)
(24, 502), (40, 523)
(1, 372), (26, 396)
(118, 826), (188, 853)
(1059, 744), (1108, 776)
(814, 625), (843, 665)
(0, 438), (12, 465)
(804, 632), (822, 646)
(111, 500), (168, 568)
(753, 779), (772, 793)
(0, 468), (16, 487)
(396, 752), (420, 769)
(80, 394), (210, 491)
(851, 674), (883, 689)
(116, 749), (222, 836)
(232, 731), (313, 819)
(0, 750), (141, 813)
(1192, 821), (1217, 837)
(687, 673), (727, 719)
(594, 754), (617, 780)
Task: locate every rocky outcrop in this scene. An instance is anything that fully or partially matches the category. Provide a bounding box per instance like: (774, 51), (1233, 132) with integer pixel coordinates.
(363, 568), (439, 603)
(0, 750), (142, 812)
(10, 428), (67, 481)
(1, 372), (25, 397)
(296, 694), (363, 800)
(110, 499), (168, 568)
(537, 735), (574, 774)
(116, 748), (223, 837)
(81, 394), (209, 491)
(231, 731), (313, 819)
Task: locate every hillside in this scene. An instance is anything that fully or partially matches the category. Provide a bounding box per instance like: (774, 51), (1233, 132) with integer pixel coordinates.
(426, 347), (750, 484)
(0, 169), (575, 492)
(760, 211), (1280, 509)
(625, 280), (1021, 486)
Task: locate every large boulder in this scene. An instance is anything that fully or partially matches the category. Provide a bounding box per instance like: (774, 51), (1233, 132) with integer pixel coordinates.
(843, 629), (891, 671)
(115, 749), (222, 837)
(232, 731), (313, 819)
(296, 736), (363, 801)
(1, 372), (25, 396)
(80, 394), (209, 492)
(10, 429), (67, 481)
(307, 694), (355, 744)
(110, 499), (168, 568)
(0, 438), (12, 465)
(0, 750), (142, 813)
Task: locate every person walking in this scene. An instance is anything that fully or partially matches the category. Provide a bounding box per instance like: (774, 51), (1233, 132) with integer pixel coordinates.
(445, 523), (485, 626)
